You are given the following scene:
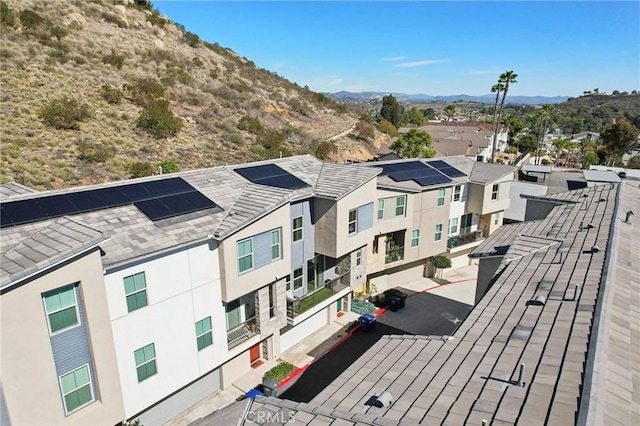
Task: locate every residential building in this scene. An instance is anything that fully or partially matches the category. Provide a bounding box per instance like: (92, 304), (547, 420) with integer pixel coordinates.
(0, 154), (513, 424)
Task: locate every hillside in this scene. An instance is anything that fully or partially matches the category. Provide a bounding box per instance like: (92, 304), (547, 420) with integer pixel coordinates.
(0, 0), (383, 190)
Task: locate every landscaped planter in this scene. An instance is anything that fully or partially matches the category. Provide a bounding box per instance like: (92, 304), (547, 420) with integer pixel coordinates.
(262, 361), (295, 397)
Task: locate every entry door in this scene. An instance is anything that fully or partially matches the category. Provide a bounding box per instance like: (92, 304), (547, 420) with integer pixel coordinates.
(249, 343), (260, 362)
(336, 298), (342, 311)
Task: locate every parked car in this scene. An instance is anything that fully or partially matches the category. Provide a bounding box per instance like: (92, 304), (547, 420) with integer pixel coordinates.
(373, 289), (408, 311)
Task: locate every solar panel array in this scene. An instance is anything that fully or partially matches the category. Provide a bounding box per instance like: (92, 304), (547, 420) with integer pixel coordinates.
(372, 160), (467, 187)
(234, 164), (309, 190)
(0, 178), (221, 228)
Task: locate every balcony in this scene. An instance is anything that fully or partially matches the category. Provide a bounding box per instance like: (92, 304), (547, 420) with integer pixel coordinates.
(287, 277), (348, 319)
(227, 316), (258, 349)
(385, 246), (405, 264)
(447, 230), (484, 253)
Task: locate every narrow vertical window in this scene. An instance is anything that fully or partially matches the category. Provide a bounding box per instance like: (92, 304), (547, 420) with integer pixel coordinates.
(293, 266), (303, 290)
(453, 185), (461, 202)
(269, 284), (277, 318)
(348, 209), (357, 234)
(43, 285), (79, 334)
(434, 224), (443, 241)
(437, 188), (446, 206)
(195, 317), (213, 350)
(237, 238), (253, 273)
(492, 184), (499, 200)
(292, 216), (303, 242)
(124, 272), (148, 313)
(355, 248), (362, 266)
(270, 229), (281, 260)
(134, 343), (157, 382)
(395, 196), (406, 216)
(411, 230), (420, 247)
(377, 199), (384, 220)
(494, 213), (500, 225)
(449, 218), (459, 234)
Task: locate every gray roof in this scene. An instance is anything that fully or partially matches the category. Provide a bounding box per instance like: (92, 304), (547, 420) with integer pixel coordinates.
(583, 169), (622, 183)
(468, 161), (516, 184)
(1, 217), (109, 288)
(265, 182), (635, 425)
(522, 164), (552, 174)
(0, 155), (377, 284)
(0, 182), (37, 198)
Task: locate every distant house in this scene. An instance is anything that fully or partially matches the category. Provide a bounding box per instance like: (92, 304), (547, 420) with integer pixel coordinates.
(571, 131), (600, 143)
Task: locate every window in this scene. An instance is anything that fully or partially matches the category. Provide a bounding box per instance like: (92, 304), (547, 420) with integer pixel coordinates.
(293, 266), (303, 290)
(449, 218), (459, 235)
(492, 184), (499, 200)
(377, 199), (384, 220)
(134, 343), (157, 382)
(43, 285), (79, 334)
(60, 365), (93, 414)
(437, 188), (446, 206)
(270, 229), (281, 260)
(411, 230), (420, 247)
(348, 209), (357, 234)
(395, 196), (406, 216)
(453, 185), (461, 202)
(269, 284), (277, 318)
(494, 213), (500, 225)
(292, 216), (303, 242)
(195, 317), (213, 350)
(124, 272), (148, 313)
(460, 213), (473, 234)
(355, 248), (362, 266)
(237, 239), (253, 273)
(285, 275), (291, 292)
(434, 224), (443, 241)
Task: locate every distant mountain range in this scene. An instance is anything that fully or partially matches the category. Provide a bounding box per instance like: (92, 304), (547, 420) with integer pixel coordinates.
(327, 91), (569, 105)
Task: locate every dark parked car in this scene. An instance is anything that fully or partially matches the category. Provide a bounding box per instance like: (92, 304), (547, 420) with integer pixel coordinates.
(373, 289), (408, 311)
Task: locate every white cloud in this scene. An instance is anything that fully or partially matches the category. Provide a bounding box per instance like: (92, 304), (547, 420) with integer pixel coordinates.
(381, 56), (405, 61)
(396, 59), (447, 68)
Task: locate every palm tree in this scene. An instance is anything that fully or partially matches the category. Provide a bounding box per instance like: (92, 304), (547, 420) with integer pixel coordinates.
(536, 104), (554, 165)
(444, 104), (456, 124)
(492, 70), (518, 162)
(490, 82), (505, 161)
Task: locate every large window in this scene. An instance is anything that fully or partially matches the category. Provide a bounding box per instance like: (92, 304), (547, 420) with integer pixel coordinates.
(491, 184), (499, 200)
(134, 343), (157, 382)
(452, 185), (461, 202)
(449, 218), (459, 235)
(124, 272), (148, 313)
(293, 266), (303, 290)
(270, 229), (281, 260)
(292, 216), (303, 242)
(195, 317), (213, 351)
(434, 224), (443, 241)
(460, 213), (473, 234)
(377, 199), (384, 220)
(395, 196), (406, 216)
(59, 365), (93, 414)
(237, 239), (253, 273)
(437, 188), (446, 207)
(43, 285), (79, 334)
(411, 230), (420, 247)
(348, 209), (357, 234)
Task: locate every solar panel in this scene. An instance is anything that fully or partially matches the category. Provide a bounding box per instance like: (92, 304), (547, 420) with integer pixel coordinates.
(375, 161), (427, 176)
(235, 163), (309, 190)
(135, 191), (220, 222)
(427, 160), (466, 178)
(0, 177), (218, 229)
(413, 175), (452, 186)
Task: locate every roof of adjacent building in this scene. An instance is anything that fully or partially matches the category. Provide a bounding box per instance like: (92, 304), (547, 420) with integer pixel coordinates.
(0, 182), (36, 198)
(229, 182), (638, 425)
(0, 155), (378, 286)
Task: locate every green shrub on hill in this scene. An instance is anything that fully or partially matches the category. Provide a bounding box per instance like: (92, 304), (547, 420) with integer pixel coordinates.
(38, 97), (91, 130)
(136, 99), (183, 139)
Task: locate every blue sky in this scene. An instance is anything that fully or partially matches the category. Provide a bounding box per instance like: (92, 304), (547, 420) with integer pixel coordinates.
(154, 1), (639, 97)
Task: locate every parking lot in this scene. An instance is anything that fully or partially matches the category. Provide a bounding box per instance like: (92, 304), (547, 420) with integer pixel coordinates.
(279, 287), (473, 403)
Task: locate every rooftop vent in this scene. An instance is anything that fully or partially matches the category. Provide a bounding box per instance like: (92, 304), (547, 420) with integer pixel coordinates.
(526, 295), (546, 306)
(537, 280), (553, 291)
(590, 245), (600, 253)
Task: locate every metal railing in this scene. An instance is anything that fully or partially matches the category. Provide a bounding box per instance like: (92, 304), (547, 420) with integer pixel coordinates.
(226, 315), (257, 349)
(447, 231), (484, 249)
(287, 278), (347, 318)
(385, 246), (404, 264)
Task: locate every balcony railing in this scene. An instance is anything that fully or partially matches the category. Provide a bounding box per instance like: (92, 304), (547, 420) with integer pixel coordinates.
(447, 230), (484, 249)
(287, 277), (347, 318)
(226, 315), (258, 349)
(385, 246), (404, 264)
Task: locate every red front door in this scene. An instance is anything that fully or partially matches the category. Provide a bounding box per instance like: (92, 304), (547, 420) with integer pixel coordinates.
(249, 343), (260, 362)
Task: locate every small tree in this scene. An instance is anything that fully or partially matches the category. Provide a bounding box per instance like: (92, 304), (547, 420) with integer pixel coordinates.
(601, 117), (639, 166)
(444, 104), (456, 124)
(380, 94), (403, 128)
(430, 255), (452, 280)
(136, 100), (183, 139)
(377, 120), (397, 136)
(389, 129), (436, 158)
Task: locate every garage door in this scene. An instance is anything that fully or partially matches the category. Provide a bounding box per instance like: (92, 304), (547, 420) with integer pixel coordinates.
(280, 309), (328, 352)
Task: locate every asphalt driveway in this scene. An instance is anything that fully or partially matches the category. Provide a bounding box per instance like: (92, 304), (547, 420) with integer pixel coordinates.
(279, 287), (472, 403)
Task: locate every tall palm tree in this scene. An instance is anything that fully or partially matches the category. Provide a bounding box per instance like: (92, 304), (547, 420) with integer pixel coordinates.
(536, 104), (554, 165)
(490, 82), (505, 161)
(444, 104), (456, 124)
(492, 70), (518, 162)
